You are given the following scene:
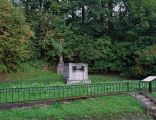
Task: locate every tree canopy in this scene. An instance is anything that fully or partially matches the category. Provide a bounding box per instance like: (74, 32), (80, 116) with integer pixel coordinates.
(0, 0), (32, 72)
(1, 0), (156, 78)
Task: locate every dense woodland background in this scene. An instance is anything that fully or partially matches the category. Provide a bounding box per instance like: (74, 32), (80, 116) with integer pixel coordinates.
(0, 0), (156, 78)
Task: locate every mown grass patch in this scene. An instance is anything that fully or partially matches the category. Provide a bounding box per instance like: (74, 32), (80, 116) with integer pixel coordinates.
(0, 95), (148, 120)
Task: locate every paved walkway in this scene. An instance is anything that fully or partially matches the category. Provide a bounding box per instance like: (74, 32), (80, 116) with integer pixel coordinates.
(130, 92), (156, 119)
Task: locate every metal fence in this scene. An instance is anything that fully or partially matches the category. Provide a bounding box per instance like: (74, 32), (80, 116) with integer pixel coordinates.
(0, 80), (155, 104)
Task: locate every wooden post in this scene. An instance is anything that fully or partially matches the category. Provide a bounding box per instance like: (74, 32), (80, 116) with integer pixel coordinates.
(149, 81), (152, 93)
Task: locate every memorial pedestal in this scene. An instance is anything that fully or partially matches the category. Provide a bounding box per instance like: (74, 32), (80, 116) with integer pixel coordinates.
(64, 63), (91, 84)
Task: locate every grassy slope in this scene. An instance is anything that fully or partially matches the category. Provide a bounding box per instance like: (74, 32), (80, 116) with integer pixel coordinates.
(0, 71), (135, 88)
(0, 71), (64, 88)
(0, 95), (145, 120)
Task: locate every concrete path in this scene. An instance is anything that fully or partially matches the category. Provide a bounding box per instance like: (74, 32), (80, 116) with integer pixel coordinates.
(130, 92), (156, 119)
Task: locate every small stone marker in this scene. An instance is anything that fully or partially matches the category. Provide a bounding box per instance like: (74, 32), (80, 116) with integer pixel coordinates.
(142, 76), (156, 93)
(63, 63), (91, 84)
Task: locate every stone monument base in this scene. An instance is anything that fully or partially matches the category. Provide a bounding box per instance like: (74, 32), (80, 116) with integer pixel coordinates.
(63, 63), (91, 85)
(66, 80), (91, 85)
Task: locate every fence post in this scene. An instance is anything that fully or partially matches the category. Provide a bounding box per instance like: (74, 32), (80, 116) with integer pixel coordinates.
(127, 82), (129, 92)
(149, 81), (152, 93)
(138, 81), (141, 91)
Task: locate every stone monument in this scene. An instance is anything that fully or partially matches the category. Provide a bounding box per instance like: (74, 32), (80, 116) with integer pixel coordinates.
(57, 54), (64, 74)
(63, 63), (91, 84)
(57, 38), (64, 75)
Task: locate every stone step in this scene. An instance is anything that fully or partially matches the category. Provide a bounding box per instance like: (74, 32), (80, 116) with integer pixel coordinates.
(135, 95), (146, 99)
(144, 101), (154, 106)
(142, 98), (151, 101)
(140, 98), (155, 106)
(131, 92), (156, 119)
(151, 106), (156, 110)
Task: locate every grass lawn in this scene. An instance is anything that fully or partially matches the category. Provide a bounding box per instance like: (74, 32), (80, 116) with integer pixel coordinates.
(0, 95), (151, 120)
(0, 71), (135, 88)
(0, 71), (64, 88)
(0, 71), (152, 119)
(152, 92), (156, 98)
(0, 70), (145, 104)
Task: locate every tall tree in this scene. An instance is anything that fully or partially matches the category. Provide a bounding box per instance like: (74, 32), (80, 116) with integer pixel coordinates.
(0, 0), (32, 72)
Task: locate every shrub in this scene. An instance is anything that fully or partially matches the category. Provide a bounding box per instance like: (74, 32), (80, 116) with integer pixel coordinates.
(130, 45), (156, 78)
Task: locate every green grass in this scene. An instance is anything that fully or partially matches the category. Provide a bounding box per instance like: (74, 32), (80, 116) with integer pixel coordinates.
(0, 71), (135, 88)
(152, 92), (156, 98)
(0, 64), (152, 119)
(0, 81), (131, 104)
(0, 71), (64, 88)
(90, 74), (135, 83)
(0, 95), (149, 120)
(0, 71), (153, 119)
(0, 71), (149, 104)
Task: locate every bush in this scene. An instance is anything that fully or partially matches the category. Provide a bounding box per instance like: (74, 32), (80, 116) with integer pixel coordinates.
(0, 64), (7, 73)
(130, 45), (156, 78)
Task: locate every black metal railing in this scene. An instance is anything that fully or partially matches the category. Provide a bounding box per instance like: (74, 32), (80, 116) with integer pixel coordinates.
(0, 80), (154, 104)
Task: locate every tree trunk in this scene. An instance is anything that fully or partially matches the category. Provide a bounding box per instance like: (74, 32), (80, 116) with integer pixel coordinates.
(72, 9), (75, 21)
(82, 6), (85, 22)
(100, 2), (105, 22)
(108, 0), (114, 31)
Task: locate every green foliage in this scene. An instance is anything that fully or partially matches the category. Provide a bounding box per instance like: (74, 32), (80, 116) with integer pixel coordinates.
(130, 45), (156, 78)
(0, 0), (32, 72)
(16, 60), (46, 72)
(41, 20), (73, 63)
(0, 64), (7, 73)
(9, 0), (156, 78)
